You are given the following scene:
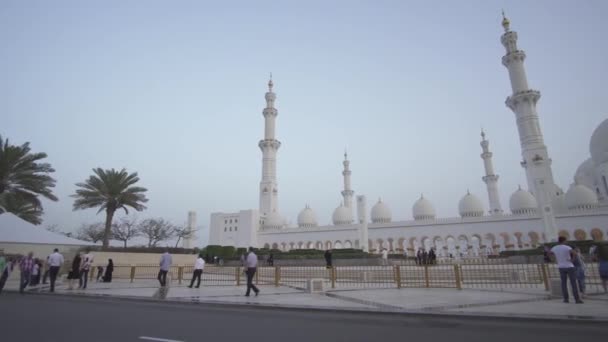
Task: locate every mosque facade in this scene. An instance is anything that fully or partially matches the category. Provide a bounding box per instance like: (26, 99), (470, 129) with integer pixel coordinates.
(208, 15), (608, 256)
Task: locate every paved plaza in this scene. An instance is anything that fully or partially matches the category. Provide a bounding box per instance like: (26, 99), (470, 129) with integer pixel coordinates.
(3, 277), (607, 321)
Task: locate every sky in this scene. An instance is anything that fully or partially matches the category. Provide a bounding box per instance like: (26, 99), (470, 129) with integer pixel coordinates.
(1, 0), (606, 247)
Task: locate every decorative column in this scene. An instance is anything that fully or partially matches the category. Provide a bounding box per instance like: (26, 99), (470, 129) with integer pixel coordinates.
(480, 130), (503, 215)
(259, 76), (281, 217)
(500, 13), (558, 241)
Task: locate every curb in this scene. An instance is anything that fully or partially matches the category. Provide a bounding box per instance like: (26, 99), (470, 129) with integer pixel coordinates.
(4, 288), (608, 324)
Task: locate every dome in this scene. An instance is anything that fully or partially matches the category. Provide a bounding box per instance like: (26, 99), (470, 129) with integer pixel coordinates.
(509, 186), (538, 215)
(565, 183), (598, 210)
(574, 158), (596, 190)
(370, 198), (392, 223)
(412, 194), (436, 220)
(262, 210), (283, 229)
(297, 205), (317, 228)
(552, 192), (567, 214)
(458, 191), (484, 217)
(590, 118), (608, 165)
(332, 203), (352, 225)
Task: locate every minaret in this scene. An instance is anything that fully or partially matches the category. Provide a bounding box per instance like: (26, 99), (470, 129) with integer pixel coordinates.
(341, 150), (354, 210)
(500, 13), (558, 241)
(480, 130), (503, 215)
(258, 75), (281, 217)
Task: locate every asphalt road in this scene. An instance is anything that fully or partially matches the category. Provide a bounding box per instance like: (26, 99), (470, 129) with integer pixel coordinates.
(1, 293), (606, 342)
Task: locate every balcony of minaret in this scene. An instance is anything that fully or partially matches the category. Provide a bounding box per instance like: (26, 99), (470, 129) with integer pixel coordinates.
(258, 139), (281, 150)
(505, 89), (541, 111)
(500, 31), (518, 51)
(501, 50), (526, 67)
(482, 174), (499, 183)
(263, 107), (277, 117)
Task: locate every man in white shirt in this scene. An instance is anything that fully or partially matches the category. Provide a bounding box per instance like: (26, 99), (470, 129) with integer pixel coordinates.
(188, 254), (205, 288)
(79, 250), (94, 289)
(381, 249), (389, 265)
(47, 248), (64, 293)
(550, 236), (583, 304)
(244, 247), (260, 297)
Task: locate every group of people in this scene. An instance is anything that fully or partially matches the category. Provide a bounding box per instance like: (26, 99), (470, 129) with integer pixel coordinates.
(549, 237), (608, 304)
(416, 248), (437, 265)
(0, 248), (115, 294)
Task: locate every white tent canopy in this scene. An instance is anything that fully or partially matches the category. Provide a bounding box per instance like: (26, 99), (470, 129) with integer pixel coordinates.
(0, 213), (94, 246)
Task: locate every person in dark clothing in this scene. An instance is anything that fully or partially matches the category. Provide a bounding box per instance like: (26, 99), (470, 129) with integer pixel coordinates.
(422, 250), (428, 265)
(68, 253), (82, 290)
(416, 249), (422, 265)
(103, 259), (114, 282)
(324, 249), (333, 269)
(267, 253), (274, 266)
(428, 248), (437, 265)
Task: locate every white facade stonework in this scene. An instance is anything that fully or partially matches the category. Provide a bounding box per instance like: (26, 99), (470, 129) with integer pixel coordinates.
(208, 16), (608, 252)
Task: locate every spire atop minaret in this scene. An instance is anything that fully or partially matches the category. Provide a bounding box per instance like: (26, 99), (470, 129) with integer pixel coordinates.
(268, 72), (273, 91)
(479, 130), (503, 215)
(501, 10), (511, 32)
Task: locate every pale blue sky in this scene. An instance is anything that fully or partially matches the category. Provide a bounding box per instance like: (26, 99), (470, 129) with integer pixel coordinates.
(1, 1), (606, 246)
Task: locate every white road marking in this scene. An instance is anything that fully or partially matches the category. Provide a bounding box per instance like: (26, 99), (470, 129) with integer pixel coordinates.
(138, 336), (184, 342)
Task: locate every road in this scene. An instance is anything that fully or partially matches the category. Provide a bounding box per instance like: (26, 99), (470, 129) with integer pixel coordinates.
(0, 293), (606, 342)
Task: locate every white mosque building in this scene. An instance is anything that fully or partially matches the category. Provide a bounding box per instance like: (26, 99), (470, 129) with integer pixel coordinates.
(208, 15), (608, 257)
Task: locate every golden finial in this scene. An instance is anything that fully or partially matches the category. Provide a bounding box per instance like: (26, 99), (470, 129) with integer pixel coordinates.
(501, 10), (510, 32)
(268, 72), (273, 91)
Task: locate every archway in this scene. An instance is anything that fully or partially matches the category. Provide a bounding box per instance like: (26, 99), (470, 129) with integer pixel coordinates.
(397, 237), (406, 252)
(470, 235), (481, 257)
(574, 229), (587, 241)
(387, 238), (394, 252)
(558, 230), (570, 240)
(458, 235), (469, 256)
(316, 241), (323, 250)
(433, 236), (445, 257)
(334, 241), (343, 249)
(271, 243), (279, 250)
(446, 236), (456, 257)
(344, 240), (353, 249)
(500, 232), (512, 251)
(591, 228), (604, 241)
(307, 241), (314, 249)
(528, 231), (541, 248)
(325, 241), (332, 250)
(263, 243), (270, 249)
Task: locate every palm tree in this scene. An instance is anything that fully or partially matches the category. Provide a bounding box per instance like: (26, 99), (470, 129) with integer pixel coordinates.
(72, 168), (148, 248)
(0, 135), (57, 224)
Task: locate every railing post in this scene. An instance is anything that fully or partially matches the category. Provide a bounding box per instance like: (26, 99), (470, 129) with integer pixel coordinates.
(255, 268), (259, 285)
(130, 265), (136, 283)
(541, 263), (550, 291)
(274, 266), (280, 287)
(424, 265), (430, 288)
(394, 265), (401, 289)
(330, 267), (336, 289)
(90, 267), (95, 281)
(178, 266), (183, 285)
(236, 267), (241, 286)
(453, 264), (462, 290)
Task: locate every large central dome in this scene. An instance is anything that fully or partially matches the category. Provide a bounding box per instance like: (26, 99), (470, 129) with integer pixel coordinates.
(590, 118), (608, 165)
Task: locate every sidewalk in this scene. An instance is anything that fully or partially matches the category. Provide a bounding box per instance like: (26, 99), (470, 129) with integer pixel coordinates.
(3, 279), (607, 321)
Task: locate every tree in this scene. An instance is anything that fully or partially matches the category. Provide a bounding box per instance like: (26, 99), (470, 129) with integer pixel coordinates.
(45, 223), (73, 238)
(138, 218), (175, 248)
(0, 135), (58, 224)
(75, 223), (105, 243)
(72, 168), (148, 249)
(112, 216), (141, 248)
(173, 225), (196, 248)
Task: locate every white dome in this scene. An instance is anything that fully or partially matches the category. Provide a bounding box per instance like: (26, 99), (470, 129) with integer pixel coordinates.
(574, 158), (596, 190)
(552, 192), (567, 214)
(262, 211), (283, 229)
(332, 203), (352, 225)
(371, 198), (392, 223)
(412, 194), (435, 220)
(458, 191), (484, 217)
(565, 183), (598, 210)
(297, 205), (317, 228)
(509, 186), (538, 215)
(590, 118), (608, 165)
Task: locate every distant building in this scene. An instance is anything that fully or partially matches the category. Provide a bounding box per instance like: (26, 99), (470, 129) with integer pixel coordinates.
(209, 15), (608, 255)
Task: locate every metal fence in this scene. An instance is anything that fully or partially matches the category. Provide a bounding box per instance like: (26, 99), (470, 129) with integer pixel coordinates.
(77, 260), (605, 293)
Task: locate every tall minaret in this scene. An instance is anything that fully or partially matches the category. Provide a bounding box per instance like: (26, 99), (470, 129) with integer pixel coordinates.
(500, 13), (558, 241)
(258, 75), (281, 217)
(480, 130), (503, 215)
(341, 150), (354, 210)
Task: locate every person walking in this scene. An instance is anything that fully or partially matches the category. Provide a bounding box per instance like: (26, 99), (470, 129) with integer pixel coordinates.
(42, 255), (51, 285)
(324, 249), (333, 269)
(381, 249), (389, 266)
(188, 254), (205, 288)
(267, 253), (274, 267)
(429, 248), (437, 265)
(103, 259), (114, 283)
(416, 249), (422, 265)
(158, 249), (172, 287)
(67, 253), (82, 290)
(30, 259), (41, 286)
(594, 243), (608, 293)
(244, 247), (260, 297)
(19, 252), (34, 294)
(47, 248), (64, 293)
(572, 247), (586, 298)
(550, 237), (583, 304)
(79, 250), (94, 289)
(0, 256), (15, 294)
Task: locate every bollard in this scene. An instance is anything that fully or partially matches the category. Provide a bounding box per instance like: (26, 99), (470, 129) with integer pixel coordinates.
(330, 267), (336, 289)
(178, 266), (183, 285)
(453, 264), (462, 290)
(394, 265), (401, 289)
(424, 265), (430, 288)
(274, 266), (281, 287)
(130, 265), (136, 283)
(236, 267), (241, 286)
(541, 263), (550, 291)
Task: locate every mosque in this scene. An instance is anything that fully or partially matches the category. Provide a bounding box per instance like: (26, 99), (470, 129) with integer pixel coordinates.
(208, 15), (608, 257)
